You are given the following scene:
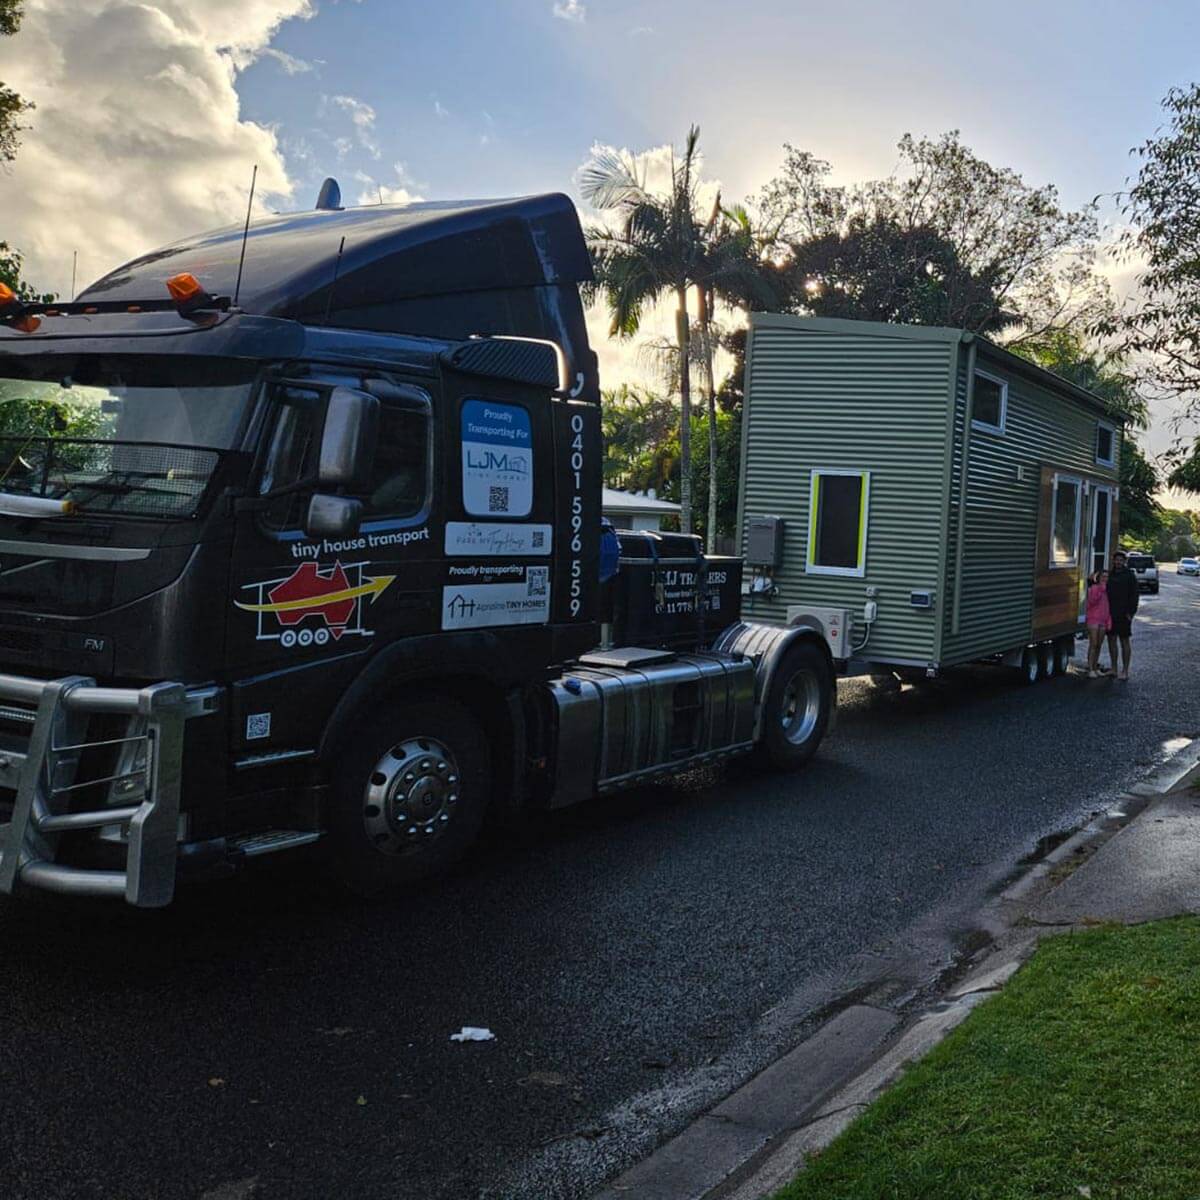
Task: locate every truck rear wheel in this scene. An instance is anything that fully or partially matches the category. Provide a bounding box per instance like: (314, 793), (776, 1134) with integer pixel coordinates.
(755, 640), (832, 771)
(328, 697), (489, 896)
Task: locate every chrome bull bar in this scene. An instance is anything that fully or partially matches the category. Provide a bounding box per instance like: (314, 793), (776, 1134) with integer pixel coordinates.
(0, 673), (215, 907)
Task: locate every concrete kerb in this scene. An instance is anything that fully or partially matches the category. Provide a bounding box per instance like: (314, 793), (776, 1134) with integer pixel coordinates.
(589, 734), (1200, 1200)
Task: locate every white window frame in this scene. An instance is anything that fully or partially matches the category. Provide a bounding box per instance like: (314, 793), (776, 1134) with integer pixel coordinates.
(1095, 420), (1117, 468)
(1049, 472), (1083, 570)
(971, 369), (1008, 435)
(806, 468), (870, 578)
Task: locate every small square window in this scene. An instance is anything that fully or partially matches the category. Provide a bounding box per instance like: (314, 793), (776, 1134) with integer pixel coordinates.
(1096, 422), (1116, 467)
(807, 469), (869, 577)
(972, 372), (1007, 433)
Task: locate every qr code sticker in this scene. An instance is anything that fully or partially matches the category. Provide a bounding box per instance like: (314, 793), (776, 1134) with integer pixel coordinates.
(531, 530), (546, 549)
(246, 712), (271, 741)
(526, 567), (548, 597)
(488, 486), (509, 513)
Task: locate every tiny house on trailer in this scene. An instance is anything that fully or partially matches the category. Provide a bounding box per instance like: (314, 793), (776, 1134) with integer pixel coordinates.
(737, 314), (1123, 681)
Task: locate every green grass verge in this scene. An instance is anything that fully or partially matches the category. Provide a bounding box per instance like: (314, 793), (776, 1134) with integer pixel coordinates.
(775, 918), (1200, 1200)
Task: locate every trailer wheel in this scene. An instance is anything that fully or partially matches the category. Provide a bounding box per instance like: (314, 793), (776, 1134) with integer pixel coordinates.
(328, 697), (489, 896)
(1020, 645), (1041, 685)
(756, 641), (833, 770)
(1038, 642), (1057, 680)
(1053, 637), (1074, 676)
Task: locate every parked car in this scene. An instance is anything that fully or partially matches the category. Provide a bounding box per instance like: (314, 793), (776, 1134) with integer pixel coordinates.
(1126, 552), (1159, 593)
(1179, 557), (1200, 577)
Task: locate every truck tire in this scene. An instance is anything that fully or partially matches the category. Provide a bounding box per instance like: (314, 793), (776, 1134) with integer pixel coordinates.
(755, 641), (833, 771)
(328, 697), (490, 896)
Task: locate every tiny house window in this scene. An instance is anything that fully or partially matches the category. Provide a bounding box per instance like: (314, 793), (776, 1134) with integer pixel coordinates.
(1050, 474), (1082, 568)
(972, 371), (1007, 434)
(807, 469), (869, 577)
(1096, 421), (1116, 468)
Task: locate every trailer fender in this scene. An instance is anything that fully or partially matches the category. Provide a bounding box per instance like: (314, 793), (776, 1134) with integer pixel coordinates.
(318, 632), (527, 814)
(712, 620), (836, 739)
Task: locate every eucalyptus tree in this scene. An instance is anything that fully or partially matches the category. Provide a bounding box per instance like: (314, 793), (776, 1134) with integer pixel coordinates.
(0, 0), (30, 164)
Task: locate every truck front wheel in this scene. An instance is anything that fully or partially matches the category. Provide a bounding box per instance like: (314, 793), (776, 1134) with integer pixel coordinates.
(755, 641), (833, 770)
(328, 697), (490, 896)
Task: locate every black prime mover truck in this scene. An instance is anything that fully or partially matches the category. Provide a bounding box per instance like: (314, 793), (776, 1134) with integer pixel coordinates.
(0, 185), (834, 906)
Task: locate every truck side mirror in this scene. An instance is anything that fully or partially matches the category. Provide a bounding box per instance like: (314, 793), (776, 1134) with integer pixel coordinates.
(305, 493), (363, 539)
(318, 386), (379, 488)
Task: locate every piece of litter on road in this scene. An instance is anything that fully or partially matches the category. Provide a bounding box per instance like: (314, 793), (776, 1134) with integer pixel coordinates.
(450, 1026), (496, 1042)
(208, 1078), (227, 1088)
(356, 1095), (368, 1106)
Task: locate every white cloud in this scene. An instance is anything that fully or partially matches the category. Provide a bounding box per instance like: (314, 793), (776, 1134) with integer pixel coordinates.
(329, 93), (380, 158)
(0, 0), (312, 296)
(434, 99), (450, 119)
(629, 25), (654, 36)
(260, 46), (312, 74)
(553, 0), (586, 23)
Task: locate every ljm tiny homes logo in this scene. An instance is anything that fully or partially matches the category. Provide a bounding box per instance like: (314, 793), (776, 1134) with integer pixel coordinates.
(465, 448), (530, 476)
(236, 560), (395, 648)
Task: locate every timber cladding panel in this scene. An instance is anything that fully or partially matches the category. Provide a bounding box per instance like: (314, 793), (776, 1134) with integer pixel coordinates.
(739, 316), (955, 663)
(1033, 466), (1082, 638)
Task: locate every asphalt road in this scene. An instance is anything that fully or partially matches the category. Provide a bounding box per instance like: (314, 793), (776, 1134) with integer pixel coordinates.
(3, 571), (1198, 1200)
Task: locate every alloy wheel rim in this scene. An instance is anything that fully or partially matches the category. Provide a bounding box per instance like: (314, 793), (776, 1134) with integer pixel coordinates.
(780, 668), (821, 745)
(362, 736), (460, 856)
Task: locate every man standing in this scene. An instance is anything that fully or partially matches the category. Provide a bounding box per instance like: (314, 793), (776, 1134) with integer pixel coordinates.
(1106, 550), (1139, 680)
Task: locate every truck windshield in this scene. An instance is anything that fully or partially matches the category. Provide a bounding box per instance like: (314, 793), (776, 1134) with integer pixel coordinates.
(0, 357), (256, 518)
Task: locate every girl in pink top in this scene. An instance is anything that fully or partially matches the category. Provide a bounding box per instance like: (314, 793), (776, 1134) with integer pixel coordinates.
(1085, 569), (1112, 677)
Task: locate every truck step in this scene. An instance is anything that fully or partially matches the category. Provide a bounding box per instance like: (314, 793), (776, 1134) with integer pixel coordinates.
(229, 830), (322, 858)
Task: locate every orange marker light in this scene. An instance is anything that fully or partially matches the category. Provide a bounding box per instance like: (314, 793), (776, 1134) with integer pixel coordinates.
(12, 315), (41, 334)
(166, 272), (204, 304)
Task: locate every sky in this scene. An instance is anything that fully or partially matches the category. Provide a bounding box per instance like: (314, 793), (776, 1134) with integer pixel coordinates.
(1, 0), (1198, 481)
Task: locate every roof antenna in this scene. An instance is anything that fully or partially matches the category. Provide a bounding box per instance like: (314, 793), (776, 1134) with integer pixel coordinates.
(233, 163), (258, 309)
(377, 183), (384, 205)
(70, 250), (77, 300)
(323, 236), (346, 325)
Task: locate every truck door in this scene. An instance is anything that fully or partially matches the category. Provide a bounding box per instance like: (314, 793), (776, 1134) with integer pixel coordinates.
(437, 364), (600, 663)
(225, 375), (442, 753)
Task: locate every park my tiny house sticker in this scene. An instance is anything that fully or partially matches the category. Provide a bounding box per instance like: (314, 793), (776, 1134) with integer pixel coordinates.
(461, 399), (533, 518)
(235, 560), (395, 648)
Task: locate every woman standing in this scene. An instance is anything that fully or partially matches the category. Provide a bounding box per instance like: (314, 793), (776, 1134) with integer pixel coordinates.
(1085, 569), (1112, 678)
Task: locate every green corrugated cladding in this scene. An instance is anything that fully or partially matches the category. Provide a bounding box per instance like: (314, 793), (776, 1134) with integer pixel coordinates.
(737, 315), (1121, 668)
(939, 341), (1121, 664)
(737, 315), (957, 664)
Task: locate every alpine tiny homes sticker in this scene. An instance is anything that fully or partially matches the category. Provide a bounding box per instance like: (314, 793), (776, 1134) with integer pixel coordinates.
(444, 522), (552, 556)
(461, 399), (532, 517)
(236, 560), (395, 648)
(442, 564), (550, 630)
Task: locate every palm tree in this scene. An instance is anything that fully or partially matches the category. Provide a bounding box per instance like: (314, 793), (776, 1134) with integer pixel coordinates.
(583, 129), (775, 545)
(581, 127), (708, 534)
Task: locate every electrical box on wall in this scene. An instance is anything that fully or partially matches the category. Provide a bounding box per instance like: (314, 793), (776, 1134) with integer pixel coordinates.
(787, 605), (852, 659)
(747, 515), (785, 567)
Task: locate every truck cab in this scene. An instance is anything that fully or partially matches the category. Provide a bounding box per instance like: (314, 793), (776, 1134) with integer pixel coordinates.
(0, 188), (832, 906)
